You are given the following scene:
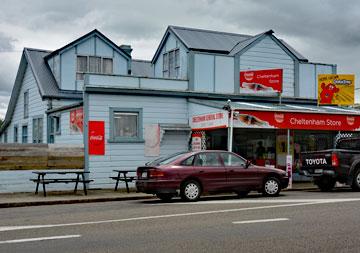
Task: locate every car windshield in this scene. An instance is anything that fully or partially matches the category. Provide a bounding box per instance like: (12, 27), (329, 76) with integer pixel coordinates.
(146, 152), (189, 166)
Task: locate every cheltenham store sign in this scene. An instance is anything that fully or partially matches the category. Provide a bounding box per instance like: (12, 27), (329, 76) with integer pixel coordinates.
(233, 110), (360, 131)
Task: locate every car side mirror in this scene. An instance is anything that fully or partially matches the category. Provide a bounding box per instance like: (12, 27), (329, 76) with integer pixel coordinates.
(245, 160), (251, 169)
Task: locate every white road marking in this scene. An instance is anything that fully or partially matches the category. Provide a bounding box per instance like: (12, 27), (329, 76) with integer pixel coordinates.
(168, 198), (360, 205)
(233, 218), (289, 224)
(0, 198), (359, 232)
(0, 235), (81, 244)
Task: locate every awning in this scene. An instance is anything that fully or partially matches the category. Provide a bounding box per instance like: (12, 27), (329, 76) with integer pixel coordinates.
(189, 99), (360, 131)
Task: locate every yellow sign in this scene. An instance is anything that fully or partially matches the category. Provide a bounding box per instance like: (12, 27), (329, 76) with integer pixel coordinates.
(318, 74), (355, 105)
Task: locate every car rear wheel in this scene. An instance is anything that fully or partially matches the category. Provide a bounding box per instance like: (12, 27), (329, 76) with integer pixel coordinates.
(262, 177), (281, 196)
(351, 169), (360, 191)
(315, 176), (335, 192)
(156, 193), (174, 202)
(181, 180), (201, 202)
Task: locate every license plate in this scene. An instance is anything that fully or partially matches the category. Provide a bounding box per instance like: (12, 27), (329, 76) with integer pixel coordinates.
(314, 169), (323, 174)
(141, 172), (147, 178)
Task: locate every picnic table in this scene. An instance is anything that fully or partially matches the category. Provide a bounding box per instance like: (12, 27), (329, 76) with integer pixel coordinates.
(110, 170), (137, 193)
(30, 170), (92, 197)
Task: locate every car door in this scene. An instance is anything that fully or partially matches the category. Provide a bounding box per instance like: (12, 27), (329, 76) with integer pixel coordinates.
(220, 152), (262, 190)
(192, 152), (227, 192)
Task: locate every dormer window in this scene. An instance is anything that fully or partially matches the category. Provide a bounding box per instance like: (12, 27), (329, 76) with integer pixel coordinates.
(163, 48), (180, 78)
(76, 56), (113, 80)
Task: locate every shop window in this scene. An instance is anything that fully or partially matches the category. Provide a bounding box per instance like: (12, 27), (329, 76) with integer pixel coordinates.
(220, 153), (246, 167)
(109, 108), (143, 142)
(22, 125), (28, 143)
(162, 48), (180, 79)
(32, 117), (43, 143)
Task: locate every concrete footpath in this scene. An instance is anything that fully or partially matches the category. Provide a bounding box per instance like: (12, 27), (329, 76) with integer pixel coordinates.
(0, 182), (318, 208)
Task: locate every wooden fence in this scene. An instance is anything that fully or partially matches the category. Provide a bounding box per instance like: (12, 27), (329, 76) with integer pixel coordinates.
(0, 144), (84, 170)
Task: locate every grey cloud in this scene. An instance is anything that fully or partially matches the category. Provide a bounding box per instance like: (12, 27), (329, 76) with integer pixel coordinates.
(0, 32), (16, 52)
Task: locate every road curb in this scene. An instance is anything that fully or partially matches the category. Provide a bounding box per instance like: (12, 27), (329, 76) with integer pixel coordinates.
(0, 195), (154, 209)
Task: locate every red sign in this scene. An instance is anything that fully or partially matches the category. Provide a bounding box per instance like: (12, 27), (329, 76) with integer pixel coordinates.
(233, 110), (360, 131)
(70, 108), (83, 134)
(88, 121), (105, 155)
(240, 69), (283, 93)
(190, 112), (228, 131)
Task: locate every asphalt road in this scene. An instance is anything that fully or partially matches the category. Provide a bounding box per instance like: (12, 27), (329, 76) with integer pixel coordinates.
(0, 189), (360, 253)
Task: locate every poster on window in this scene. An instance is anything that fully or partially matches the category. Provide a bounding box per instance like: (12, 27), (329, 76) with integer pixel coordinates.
(144, 124), (160, 157)
(240, 69), (283, 93)
(70, 108), (83, 134)
(88, 121), (105, 155)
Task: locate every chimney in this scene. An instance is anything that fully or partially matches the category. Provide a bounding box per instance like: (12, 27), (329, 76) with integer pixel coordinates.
(119, 44), (132, 56)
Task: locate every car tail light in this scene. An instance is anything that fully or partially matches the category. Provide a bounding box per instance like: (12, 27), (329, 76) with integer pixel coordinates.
(332, 153), (339, 167)
(148, 169), (165, 178)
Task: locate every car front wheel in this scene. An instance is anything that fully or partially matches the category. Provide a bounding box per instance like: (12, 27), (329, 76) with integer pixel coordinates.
(263, 177), (281, 196)
(181, 180), (201, 202)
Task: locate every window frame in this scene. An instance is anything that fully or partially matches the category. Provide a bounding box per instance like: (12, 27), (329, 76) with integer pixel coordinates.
(24, 90), (29, 119)
(109, 107), (144, 143)
(32, 116), (43, 143)
(162, 48), (180, 79)
(14, 125), (18, 143)
(76, 55), (114, 80)
(22, 124), (28, 143)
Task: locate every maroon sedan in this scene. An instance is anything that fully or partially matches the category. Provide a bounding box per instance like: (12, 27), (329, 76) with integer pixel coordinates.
(136, 150), (289, 202)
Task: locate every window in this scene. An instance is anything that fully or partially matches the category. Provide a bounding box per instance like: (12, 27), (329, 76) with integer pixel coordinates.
(24, 91), (29, 118)
(103, 58), (113, 74)
(76, 56), (113, 80)
(181, 156), (195, 166)
(3, 131), (7, 143)
(49, 115), (61, 144)
(89, 56), (101, 73)
(110, 108), (143, 142)
(220, 153), (246, 167)
(22, 125), (28, 143)
(194, 153), (222, 167)
(163, 48), (180, 78)
(32, 117), (43, 143)
(14, 126), (18, 143)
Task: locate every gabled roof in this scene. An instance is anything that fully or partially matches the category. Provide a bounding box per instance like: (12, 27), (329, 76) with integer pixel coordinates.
(45, 29), (131, 60)
(0, 48), (82, 134)
(131, 59), (153, 77)
(152, 25), (308, 63)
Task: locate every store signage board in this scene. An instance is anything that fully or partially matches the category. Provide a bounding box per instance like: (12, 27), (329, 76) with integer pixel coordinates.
(233, 110), (360, 131)
(240, 69), (283, 93)
(88, 121), (105, 155)
(318, 74), (355, 105)
(191, 111), (228, 131)
(191, 133), (202, 151)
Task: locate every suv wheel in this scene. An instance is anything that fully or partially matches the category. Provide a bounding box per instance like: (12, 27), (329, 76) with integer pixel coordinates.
(262, 177), (281, 196)
(181, 180), (201, 202)
(315, 176), (335, 192)
(351, 169), (360, 191)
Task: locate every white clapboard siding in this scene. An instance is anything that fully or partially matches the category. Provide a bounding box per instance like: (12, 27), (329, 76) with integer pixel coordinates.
(87, 94), (189, 188)
(240, 36), (295, 96)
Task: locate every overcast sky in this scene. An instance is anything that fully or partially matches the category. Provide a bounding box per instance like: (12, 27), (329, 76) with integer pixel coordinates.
(0, 0), (360, 118)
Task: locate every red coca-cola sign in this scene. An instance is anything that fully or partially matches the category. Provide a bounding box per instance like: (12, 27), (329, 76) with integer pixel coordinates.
(240, 69), (283, 93)
(88, 121), (105, 155)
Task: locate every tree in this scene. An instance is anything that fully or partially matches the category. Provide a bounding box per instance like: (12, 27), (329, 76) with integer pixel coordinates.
(0, 118), (3, 127)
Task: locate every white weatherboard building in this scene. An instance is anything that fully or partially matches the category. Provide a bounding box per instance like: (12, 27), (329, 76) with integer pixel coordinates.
(1, 26), (358, 193)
